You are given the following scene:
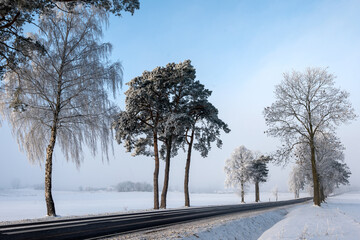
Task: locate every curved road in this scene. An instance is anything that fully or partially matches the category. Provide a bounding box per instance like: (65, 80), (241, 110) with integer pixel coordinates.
(0, 197), (311, 240)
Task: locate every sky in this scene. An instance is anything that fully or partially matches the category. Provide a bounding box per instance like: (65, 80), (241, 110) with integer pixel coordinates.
(0, 0), (359, 193)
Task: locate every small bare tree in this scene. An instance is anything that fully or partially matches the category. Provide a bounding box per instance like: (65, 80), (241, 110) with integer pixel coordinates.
(272, 186), (278, 201)
(289, 164), (305, 199)
(0, 5), (122, 216)
(264, 67), (356, 206)
(224, 145), (253, 203)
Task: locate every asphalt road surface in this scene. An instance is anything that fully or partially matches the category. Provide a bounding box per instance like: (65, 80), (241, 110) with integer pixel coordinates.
(0, 197), (312, 240)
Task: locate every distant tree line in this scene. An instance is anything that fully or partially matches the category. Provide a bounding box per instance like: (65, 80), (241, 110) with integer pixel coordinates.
(115, 181), (153, 192)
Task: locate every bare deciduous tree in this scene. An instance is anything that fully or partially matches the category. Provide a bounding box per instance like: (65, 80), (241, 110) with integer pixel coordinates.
(0, 5), (122, 216)
(264, 67), (356, 206)
(288, 164), (305, 199)
(224, 145), (253, 203)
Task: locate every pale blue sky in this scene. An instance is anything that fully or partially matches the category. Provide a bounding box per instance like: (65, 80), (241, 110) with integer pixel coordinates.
(1, 0), (359, 193)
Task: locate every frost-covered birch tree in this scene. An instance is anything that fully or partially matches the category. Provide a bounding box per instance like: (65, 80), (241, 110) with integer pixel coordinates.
(263, 67), (356, 206)
(0, 5), (122, 216)
(224, 145), (253, 203)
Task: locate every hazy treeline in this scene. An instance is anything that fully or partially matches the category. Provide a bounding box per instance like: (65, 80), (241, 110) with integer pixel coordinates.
(115, 181), (153, 192)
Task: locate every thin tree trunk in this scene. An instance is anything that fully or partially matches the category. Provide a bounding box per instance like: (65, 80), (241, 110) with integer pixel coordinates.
(45, 120), (58, 216)
(320, 183), (325, 202)
(295, 189), (299, 199)
(184, 130), (194, 207)
(45, 66), (62, 216)
(255, 181), (260, 202)
(241, 181), (245, 203)
(160, 136), (172, 209)
(310, 140), (321, 206)
(153, 132), (160, 209)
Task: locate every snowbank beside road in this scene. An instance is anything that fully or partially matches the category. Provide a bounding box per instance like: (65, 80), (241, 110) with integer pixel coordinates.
(181, 208), (288, 240)
(259, 191), (360, 240)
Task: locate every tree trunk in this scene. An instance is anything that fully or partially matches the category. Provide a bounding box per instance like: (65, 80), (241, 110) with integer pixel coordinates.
(45, 47), (64, 216)
(153, 132), (160, 209)
(160, 136), (172, 209)
(310, 140), (321, 206)
(45, 121), (58, 216)
(184, 130), (195, 207)
(320, 183), (325, 202)
(255, 181), (260, 202)
(240, 181), (245, 203)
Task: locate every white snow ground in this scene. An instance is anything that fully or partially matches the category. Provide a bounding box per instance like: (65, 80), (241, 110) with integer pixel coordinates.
(115, 207), (290, 240)
(0, 188), (294, 222)
(259, 191), (360, 240)
(176, 208), (289, 240)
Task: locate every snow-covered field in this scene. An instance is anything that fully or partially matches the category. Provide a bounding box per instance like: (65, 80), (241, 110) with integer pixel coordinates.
(0, 188), (295, 221)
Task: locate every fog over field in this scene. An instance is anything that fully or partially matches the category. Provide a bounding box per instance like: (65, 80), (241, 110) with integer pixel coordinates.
(1, 0), (359, 194)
